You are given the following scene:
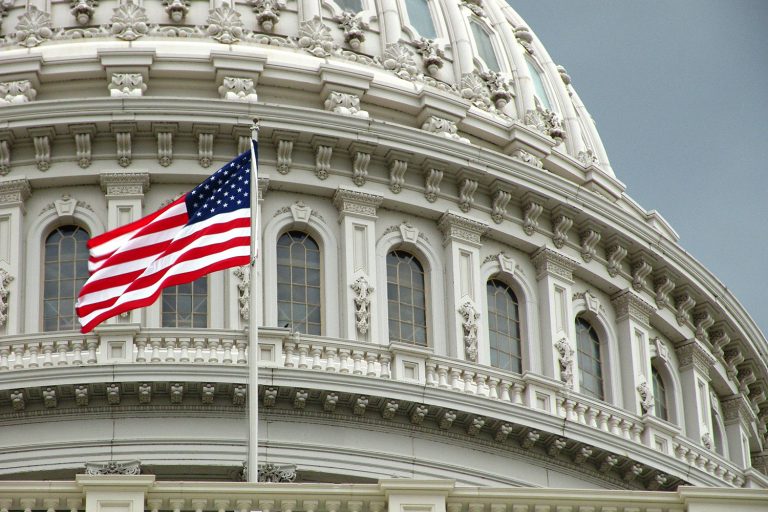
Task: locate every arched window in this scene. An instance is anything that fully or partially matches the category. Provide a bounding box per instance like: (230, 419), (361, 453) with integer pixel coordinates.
(470, 20), (501, 72)
(43, 225), (90, 331)
(404, 0), (437, 39)
(387, 250), (427, 346)
(277, 231), (321, 335)
(526, 57), (553, 110)
(576, 317), (604, 400)
(487, 279), (521, 372)
(335, 0), (363, 12)
(652, 366), (669, 421)
(711, 410), (725, 456)
(162, 278), (208, 328)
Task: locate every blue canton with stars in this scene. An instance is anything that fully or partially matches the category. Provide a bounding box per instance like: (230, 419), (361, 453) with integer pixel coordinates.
(185, 146), (255, 225)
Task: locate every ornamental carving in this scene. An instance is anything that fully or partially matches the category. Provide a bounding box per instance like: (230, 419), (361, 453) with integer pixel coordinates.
(461, 0), (484, 17)
(458, 178), (477, 212)
(579, 226), (601, 262)
(636, 378), (655, 414)
(531, 247), (578, 282)
(388, 159), (407, 193)
(514, 26), (534, 54)
(631, 258), (653, 291)
(85, 461), (141, 475)
(382, 43), (419, 81)
(250, 0), (283, 32)
(219, 77), (258, 102)
(654, 273), (676, 308)
(335, 11), (367, 50)
(421, 116), (469, 143)
(0, 269), (13, 327)
(612, 289), (655, 325)
(351, 275), (373, 335)
(71, 0), (97, 26)
(578, 149), (598, 167)
(551, 214), (573, 249)
(554, 337), (574, 388)
(511, 149), (542, 168)
(207, 3), (244, 44)
(14, 7), (53, 48)
(438, 212), (488, 246)
(491, 189), (511, 224)
(0, 0), (12, 19)
(0, 80), (37, 105)
(163, 0), (190, 23)
(482, 71), (514, 109)
(298, 16), (336, 57)
(525, 97), (566, 142)
(109, 73), (146, 97)
(460, 72), (492, 110)
(234, 266), (250, 320)
(324, 91), (368, 118)
(606, 243), (627, 277)
(258, 463), (297, 483)
(110, 0), (149, 41)
(458, 301), (480, 362)
(413, 38), (444, 75)
(0, 139), (10, 176)
(423, 168), (443, 202)
(522, 199), (543, 235)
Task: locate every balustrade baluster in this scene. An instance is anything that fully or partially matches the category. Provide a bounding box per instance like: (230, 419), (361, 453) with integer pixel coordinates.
(193, 337), (206, 362)
(222, 339), (234, 364)
(71, 340), (84, 365)
(575, 403), (587, 424)
(365, 352), (378, 376)
(620, 419), (632, 439)
(325, 347), (338, 372)
(564, 399), (576, 421)
(0, 345), (9, 370)
(297, 343), (309, 369)
(43, 497), (58, 512)
(450, 368), (463, 391)
(28, 343), (40, 367)
(56, 340), (70, 365)
(488, 377), (500, 399)
(236, 339), (247, 364)
(41, 341), (54, 367)
(66, 498), (81, 512)
(475, 373), (488, 396)
(12, 343), (25, 369)
(631, 423), (643, 443)
(165, 338), (177, 362)
(179, 337), (191, 362)
(135, 337), (147, 362)
(311, 345), (323, 370)
(586, 407), (598, 428)
(86, 338), (98, 364)
(608, 415), (621, 435)
(425, 362), (437, 386)
(150, 337), (163, 362)
(499, 380), (512, 402)
(437, 365), (449, 388)
(352, 350), (364, 375)
(338, 349), (350, 373)
(511, 383), (525, 405)
(556, 397), (566, 418)
(379, 353), (391, 379)
(207, 338), (221, 363)
(283, 342), (296, 367)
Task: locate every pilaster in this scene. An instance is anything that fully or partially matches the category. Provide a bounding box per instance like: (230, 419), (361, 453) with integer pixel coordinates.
(333, 187), (383, 342)
(100, 172), (149, 326)
(675, 338), (717, 444)
(438, 211), (488, 361)
(722, 395), (756, 469)
(611, 288), (656, 414)
(77, 475), (155, 512)
(530, 246), (578, 378)
(0, 178), (31, 335)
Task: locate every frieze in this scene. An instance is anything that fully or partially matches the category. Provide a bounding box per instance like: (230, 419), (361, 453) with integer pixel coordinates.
(530, 246), (578, 281)
(438, 211), (488, 246)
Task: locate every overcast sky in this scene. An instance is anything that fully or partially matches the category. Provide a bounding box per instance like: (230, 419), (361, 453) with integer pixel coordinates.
(509, 1), (768, 336)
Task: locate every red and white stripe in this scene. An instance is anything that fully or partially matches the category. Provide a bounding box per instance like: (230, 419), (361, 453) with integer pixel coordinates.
(76, 196), (250, 333)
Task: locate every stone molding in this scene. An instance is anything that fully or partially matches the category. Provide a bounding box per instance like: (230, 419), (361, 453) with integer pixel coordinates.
(332, 187), (383, 220)
(675, 339), (717, 376)
(0, 178), (31, 207)
(100, 172), (150, 197)
(437, 211), (488, 247)
(611, 289), (656, 325)
(530, 246), (578, 282)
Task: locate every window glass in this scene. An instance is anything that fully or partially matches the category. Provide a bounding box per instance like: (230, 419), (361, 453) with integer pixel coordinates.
(526, 58), (552, 110)
(576, 317), (603, 400)
(470, 20), (500, 71)
(277, 231), (321, 335)
(162, 278), (208, 328)
(405, 0), (437, 39)
(335, 0), (363, 12)
(487, 279), (521, 372)
(652, 367), (669, 421)
(387, 250), (427, 346)
(44, 225), (89, 331)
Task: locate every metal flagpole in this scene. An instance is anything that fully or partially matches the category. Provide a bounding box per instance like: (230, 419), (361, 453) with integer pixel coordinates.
(247, 119), (260, 482)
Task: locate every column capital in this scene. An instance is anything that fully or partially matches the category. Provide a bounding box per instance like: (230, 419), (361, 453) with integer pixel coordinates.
(437, 210), (488, 247)
(0, 178), (31, 208)
(721, 394), (755, 427)
(675, 338), (716, 376)
(333, 186), (383, 220)
(530, 246), (579, 282)
(100, 172), (150, 198)
(611, 288), (656, 325)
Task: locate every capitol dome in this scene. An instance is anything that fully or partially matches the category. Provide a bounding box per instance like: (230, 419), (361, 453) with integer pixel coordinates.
(0, 0), (767, 509)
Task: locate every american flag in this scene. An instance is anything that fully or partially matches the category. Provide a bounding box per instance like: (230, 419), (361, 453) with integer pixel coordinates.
(76, 147), (255, 333)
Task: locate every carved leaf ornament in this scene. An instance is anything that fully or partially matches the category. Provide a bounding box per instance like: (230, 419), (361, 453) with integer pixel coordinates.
(110, 0), (149, 41)
(207, 2), (244, 44)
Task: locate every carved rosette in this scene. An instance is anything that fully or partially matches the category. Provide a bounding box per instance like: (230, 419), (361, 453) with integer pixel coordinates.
(554, 337), (574, 388)
(110, 0), (149, 41)
(14, 7), (53, 48)
(413, 38), (445, 75)
(234, 266), (250, 320)
(382, 43), (419, 81)
(298, 16), (336, 57)
(458, 300), (480, 362)
(351, 275), (374, 335)
(0, 269), (13, 328)
(207, 3), (244, 44)
(335, 11), (367, 50)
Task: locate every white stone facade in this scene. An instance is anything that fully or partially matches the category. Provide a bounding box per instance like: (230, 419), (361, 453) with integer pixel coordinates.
(0, 0), (767, 508)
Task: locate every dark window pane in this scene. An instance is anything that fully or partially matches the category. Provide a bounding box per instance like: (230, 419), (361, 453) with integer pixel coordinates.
(162, 277), (208, 328)
(386, 250), (427, 345)
(43, 226), (89, 331)
(487, 279), (521, 373)
(277, 231), (322, 335)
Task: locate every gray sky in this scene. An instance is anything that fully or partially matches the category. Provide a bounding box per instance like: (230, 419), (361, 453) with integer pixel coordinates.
(510, 1), (768, 336)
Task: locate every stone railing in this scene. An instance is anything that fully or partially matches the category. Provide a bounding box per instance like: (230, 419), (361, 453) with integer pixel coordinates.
(0, 476), (766, 512)
(0, 328), (761, 488)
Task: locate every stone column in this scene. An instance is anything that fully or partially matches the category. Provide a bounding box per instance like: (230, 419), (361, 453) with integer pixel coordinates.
(530, 246), (579, 379)
(437, 211), (488, 361)
(442, 1), (475, 77)
(379, 0), (403, 45)
(675, 339), (717, 444)
(721, 395), (755, 469)
(332, 187), (383, 342)
(297, 0), (321, 23)
(0, 179), (31, 336)
(612, 289), (657, 414)
(99, 172), (150, 326)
